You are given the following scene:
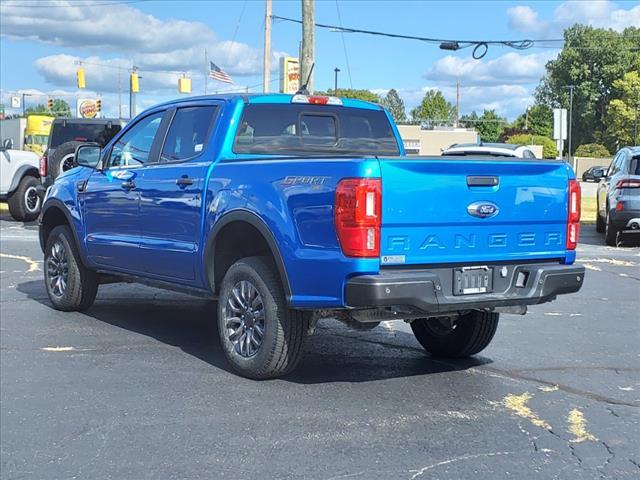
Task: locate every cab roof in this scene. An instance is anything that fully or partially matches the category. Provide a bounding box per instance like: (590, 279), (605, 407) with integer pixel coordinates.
(152, 93), (383, 111)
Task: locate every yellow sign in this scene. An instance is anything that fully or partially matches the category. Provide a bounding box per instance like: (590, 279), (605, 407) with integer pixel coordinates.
(279, 57), (300, 94)
(77, 98), (100, 119)
(178, 77), (191, 94)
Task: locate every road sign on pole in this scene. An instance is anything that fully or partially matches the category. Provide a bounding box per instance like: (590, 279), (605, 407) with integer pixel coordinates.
(553, 108), (567, 140)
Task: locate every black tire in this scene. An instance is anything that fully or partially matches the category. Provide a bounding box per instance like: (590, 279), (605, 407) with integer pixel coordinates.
(44, 225), (98, 311)
(605, 207), (618, 246)
(48, 141), (83, 180)
(595, 202), (605, 233)
(217, 256), (309, 379)
(7, 175), (42, 222)
(410, 310), (499, 358)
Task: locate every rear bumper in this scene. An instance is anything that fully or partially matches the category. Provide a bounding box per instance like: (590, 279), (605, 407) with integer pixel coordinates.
(611, 209), (640, 229)
(345, 262), (585, 314)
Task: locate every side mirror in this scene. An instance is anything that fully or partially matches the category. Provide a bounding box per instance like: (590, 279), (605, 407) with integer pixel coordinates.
(75, 144), (102, 169)
(1, 138), (14, 151)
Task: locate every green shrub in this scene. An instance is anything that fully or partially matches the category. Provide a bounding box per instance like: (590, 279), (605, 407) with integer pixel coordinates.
(506, 134), (558, 159)
(574, 143), (611, 157)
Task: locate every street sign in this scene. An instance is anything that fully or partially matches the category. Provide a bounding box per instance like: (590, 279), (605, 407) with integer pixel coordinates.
(553, 108), (567, 140)
(10, 96), (21, 109)
(279, 57), (300, 94)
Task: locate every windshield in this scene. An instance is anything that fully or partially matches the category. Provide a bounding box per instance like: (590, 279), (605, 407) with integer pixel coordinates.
(234, 104), (399, 156)
(26, 134), (48, 145)
(50, 123), (121, 149)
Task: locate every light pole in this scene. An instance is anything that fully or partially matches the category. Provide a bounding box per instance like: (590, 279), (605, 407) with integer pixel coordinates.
(334, 67), (340, 92)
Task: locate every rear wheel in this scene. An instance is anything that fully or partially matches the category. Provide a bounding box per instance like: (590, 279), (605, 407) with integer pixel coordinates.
(7, 176), (42, 222)
(595, 208), (605, 233)
(605, 208), (619, 246)
(44, 225), (98, 311)
(217, 257), (309, 379)
(410, 310), (499, 358)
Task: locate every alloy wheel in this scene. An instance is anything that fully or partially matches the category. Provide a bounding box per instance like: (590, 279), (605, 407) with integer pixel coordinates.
(46, 241), (68, 298)
(24, 186), (40, 213)
(224, 280), (265, 358)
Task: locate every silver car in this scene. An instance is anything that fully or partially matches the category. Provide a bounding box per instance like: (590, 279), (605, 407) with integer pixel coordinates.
(596, 146), (640, 245)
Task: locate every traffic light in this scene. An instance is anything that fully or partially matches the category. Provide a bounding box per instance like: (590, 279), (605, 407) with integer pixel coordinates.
(130, 72), (139, 93)
(77, 67), (86, 89)
(47, 98), (54, 110)
(178, 76), (191, 94)
(96, 99), (102, 112)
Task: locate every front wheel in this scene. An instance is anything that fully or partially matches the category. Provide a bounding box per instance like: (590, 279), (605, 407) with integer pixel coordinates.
(44, 225), (98, 311)
(217, 257), (309, 379)
(410, 310), (499, 358)
(7, 176), (42, 222)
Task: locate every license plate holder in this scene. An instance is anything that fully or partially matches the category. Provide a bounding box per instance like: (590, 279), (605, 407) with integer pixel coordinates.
(453, 266), (493, 295)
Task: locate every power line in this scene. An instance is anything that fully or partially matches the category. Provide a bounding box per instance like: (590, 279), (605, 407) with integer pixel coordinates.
(272, 15), (565, 59)
(1, 0), (150, 7)
(334, 0), (353, 89)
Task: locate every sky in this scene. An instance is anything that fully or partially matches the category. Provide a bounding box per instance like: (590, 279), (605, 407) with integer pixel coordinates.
(1, 0), (639, 121)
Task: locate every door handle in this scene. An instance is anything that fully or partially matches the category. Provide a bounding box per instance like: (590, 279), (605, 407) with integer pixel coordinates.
(176, 176), (193, 187)
(121, 180), (136, 190)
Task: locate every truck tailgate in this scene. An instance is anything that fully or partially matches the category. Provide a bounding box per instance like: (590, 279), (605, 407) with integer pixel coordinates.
(378, 157), (570, 265)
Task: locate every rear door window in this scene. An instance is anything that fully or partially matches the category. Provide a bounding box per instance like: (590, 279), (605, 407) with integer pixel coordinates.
(50, 123), (121, 148)
(161, 106), (218, 162)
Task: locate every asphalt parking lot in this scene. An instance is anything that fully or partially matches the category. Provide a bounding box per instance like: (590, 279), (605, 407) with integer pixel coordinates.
(1, 210), (638, 480)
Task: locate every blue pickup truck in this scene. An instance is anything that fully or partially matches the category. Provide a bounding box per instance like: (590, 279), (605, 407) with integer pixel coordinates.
(39, 93), (585, 379)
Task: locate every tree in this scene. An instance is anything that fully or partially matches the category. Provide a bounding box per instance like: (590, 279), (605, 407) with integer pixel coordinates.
(512, 104), (553, 138)
(574, 143), (611, 157)
(604, 71), (640, 150)
(322, 88), (380, 103)
(460, 109), (507, 143)
(506, 133), (558, 159)
(25, 99), (71, 118)
(535, 25), (640, 152)
(410, 89), (456, 126)
(381, 89), (406, 123)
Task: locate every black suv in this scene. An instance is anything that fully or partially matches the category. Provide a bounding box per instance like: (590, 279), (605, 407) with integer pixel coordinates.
(41, 118), (124, 187)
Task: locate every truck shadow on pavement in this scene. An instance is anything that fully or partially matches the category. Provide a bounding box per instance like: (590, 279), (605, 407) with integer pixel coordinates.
(17, 279), (491, 384)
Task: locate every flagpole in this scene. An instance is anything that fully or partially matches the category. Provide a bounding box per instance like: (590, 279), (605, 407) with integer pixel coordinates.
(204, 48), (208, 95)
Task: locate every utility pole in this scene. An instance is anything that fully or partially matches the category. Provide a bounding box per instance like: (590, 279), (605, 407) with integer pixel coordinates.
(300, 0), (315, 93)
(334, 67), (340, 92)
(205, 48), (208, 95)
(263, 0), (272, 93)
(118, 68), (122, 119)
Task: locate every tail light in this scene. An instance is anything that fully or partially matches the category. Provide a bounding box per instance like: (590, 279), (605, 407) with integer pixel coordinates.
(566, 179), (581, 250)
(291, 94), (342, 105)
(335, 178), (381, 257)
(39, 152), (47, 177)
(615, 179), (640, 189)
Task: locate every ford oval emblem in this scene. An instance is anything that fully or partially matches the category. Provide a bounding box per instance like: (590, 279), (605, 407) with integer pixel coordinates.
(467, 201), (499, 218)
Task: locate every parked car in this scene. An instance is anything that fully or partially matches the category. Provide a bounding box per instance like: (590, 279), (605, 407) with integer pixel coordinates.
(40, 118), (123, 186)
(442, 143), (537, 158)
(582, 166), (606, 182)
(596, 146), (640, 245)
(39, 94), (585, 379)
(0, 138), (44, 221)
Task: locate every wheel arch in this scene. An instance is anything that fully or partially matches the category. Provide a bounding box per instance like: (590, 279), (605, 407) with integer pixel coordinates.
(7, 165), (39, 194)
(204, 210), (292, 303)
(39, 199), (86, 264)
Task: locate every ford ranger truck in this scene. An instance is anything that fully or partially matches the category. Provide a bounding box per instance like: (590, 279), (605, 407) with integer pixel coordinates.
(38, 94), (585, 379)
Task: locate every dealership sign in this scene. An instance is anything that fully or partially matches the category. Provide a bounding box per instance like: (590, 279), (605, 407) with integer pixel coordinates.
(77, 98), (101, 119)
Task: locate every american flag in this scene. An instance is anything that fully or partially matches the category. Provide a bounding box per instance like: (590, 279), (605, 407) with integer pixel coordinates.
(209, 62), (233, 84)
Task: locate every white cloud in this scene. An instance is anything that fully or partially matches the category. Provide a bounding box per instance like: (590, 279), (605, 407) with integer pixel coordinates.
(0, 0), (286, 90)
(507, 1), (640, 37)
(423, 51), (554, 86)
